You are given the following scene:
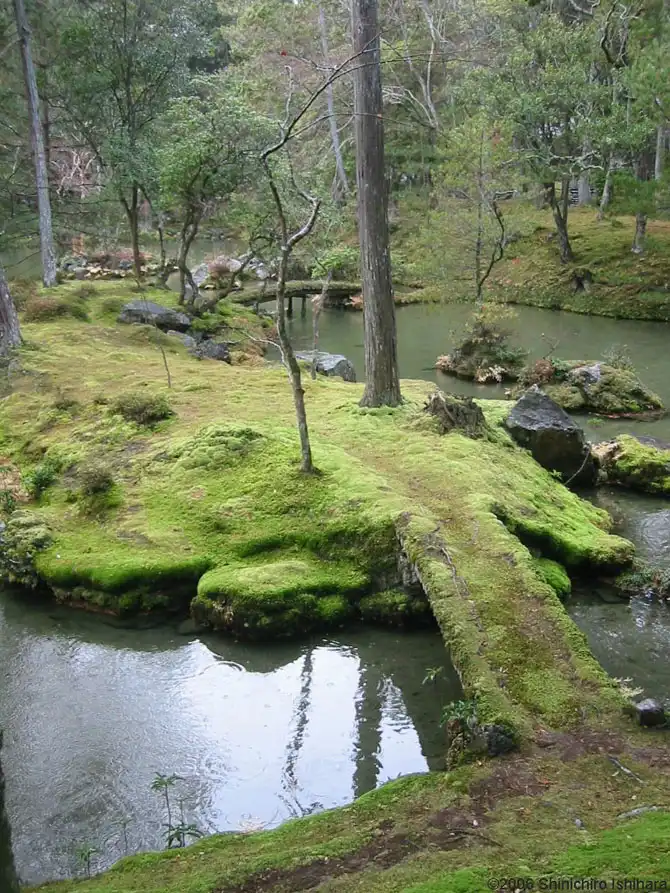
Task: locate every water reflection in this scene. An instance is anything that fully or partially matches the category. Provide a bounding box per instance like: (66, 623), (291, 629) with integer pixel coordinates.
(0, 591), (460, 885)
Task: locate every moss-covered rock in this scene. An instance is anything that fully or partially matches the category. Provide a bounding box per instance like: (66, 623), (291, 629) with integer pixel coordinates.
(594, 435), (670, 495)
(515, 359), (663, 416)
(0, 511), (52, 588)
(358, 588), (433, 627)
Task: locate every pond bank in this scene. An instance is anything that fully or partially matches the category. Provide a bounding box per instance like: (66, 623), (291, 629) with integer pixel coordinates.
(2, 284), (670, 892)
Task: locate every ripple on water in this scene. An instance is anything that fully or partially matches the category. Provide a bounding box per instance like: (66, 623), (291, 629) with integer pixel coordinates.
(0, 593), (460, 885)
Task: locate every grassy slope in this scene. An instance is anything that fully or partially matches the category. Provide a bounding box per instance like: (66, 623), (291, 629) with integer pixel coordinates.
(2, 282), (668, 892)
(394, 201), (670, 320)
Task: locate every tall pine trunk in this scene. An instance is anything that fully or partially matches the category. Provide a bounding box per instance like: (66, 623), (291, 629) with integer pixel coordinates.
(13, 0), (57, 288)
(352, 0), (401, 408)
(655, 125), (665, 182)
(0, 268), (22, 355)
(319, 6), (349, 202)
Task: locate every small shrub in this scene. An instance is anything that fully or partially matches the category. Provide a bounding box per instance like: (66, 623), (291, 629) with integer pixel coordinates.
(0, 489), (17, 515)
(22, 457), (62, 498)
(112, 391), (174, 425)
(23, 293), (89, 322)
(7, 278), (38, 310)
(311, 246), (360, 280)
(23, 295), (70, 321)
(100, 296), (126, 316)
(602, 343), (635, 371)
(78, 462), (115, 496)
(53, 391), (81, 414)
(73, 284), (98, 299)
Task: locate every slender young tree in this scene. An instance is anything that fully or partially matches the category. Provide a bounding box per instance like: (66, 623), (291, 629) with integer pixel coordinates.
(352, 0), (401, 408)
(0, 268), (21, 355)
(13, 0), (57, 287)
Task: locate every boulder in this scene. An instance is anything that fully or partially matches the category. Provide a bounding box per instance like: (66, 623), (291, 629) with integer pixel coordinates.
(191, 339), (231, 363)
(166, 330), (197, 350)
(635, 698), (666, 728)
(593, 435), (670, 495)
(118, 300), (191, 333)
(295, 351), (356, 382)
(191, 263), (211, 288)
(505, 385), (598, 487)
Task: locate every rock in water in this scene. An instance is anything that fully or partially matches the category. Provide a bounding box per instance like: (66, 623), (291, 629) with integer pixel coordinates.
(118, 301), (191, 333)
(635, 699), (666, 728)
(295, 351), (356, 382)
(505, 385), (598, 487)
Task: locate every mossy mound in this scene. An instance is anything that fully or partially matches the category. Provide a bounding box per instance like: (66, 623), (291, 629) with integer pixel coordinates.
(193, 558), (364, 638)
(0, 511), (52, 588)
(594, 435), (670, 495)
(532, 557), (571, 600)
(515, 359), (663, 416)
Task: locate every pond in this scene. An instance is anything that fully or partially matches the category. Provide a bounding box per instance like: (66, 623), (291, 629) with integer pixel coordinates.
(282, 299), (670, 443)
(0, 590), (460, 885)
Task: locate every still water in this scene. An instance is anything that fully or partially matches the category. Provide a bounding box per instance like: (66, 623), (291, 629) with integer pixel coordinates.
(568, 490), (670, 705)
(0, 591), (459, 884)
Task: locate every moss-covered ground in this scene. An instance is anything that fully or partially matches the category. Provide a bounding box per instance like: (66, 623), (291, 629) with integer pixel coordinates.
(394, 203), (670, 321)
(3, 280), (669, 893)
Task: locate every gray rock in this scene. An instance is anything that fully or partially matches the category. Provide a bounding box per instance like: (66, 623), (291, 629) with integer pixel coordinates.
(118, 300), (191, 333)
(570, 363), (602, 386)
(166, 330), (197, 350)
(635, 698), (666, 727)
(295, 351), (356, 383)
(505, 385), (598, 487)
(73, 267), (88, 280)
(192, 263), (210, 287)
(191, 339), (231, 363)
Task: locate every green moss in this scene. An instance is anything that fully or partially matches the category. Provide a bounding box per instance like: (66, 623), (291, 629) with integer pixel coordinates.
(542, 382), (586, 411)
(531, 557), (571, 599)
(359, 588), (433, 626)
(0, 511), (52, 588)
(194, 558), (368, 637)
(597, 435), (670, 494)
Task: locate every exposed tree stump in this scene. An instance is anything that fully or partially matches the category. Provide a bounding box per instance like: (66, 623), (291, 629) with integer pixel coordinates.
(424, 391), (488, 438)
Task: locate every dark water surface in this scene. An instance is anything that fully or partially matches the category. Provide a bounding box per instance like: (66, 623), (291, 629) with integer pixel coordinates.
(0, 591), (459, 884)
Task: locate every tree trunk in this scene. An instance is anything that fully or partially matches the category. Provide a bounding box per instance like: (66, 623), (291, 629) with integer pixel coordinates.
(178, 212), (202, 307)
(597, 162), (614, 220)
(13, 0), (57, 288)
(631, 211), (647, 254)
(319, 6), (349, 203)
(0, 268), (22, 355)
(129, 185), (143, 281)
(276, 248), (314, 473)
(544, 181), (574, 263)
(655, 125), (665, 182)
(352, 0), (401, 408)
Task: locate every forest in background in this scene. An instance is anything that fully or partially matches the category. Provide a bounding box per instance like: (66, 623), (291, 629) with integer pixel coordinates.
(1, 0), (669, 301)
